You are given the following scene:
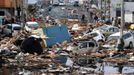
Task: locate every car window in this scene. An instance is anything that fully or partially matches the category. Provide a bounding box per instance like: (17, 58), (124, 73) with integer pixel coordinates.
(109, 28), (113, 32)
(28, 24), (38, 28)
(99, 25), (108, 30)
(123, 33), (132, 39)
(99, 25), (109, 31)
(90, 33), (98, 37)
(79, 42), (87, 48)
(13, 27), (21, 30)
(88, 42), (95, 47)
(113, 28), (119, 32)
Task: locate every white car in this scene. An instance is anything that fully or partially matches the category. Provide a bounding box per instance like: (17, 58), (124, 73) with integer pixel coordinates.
(71, 41), (99, 53)
(84, 30), (105, 42)
(108, 31), (134, 48)
(93, 25), (119, 36)
(25, 22), (39, 32)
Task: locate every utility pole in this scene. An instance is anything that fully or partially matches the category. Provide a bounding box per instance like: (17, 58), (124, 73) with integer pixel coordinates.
(25, 0), (28, 22)
(120, 0), (124, 38)
(10, 0), (13, 33)
(15, 0), (17, 16)
(104, 0), (106, 21)
(108, 0), (110, 20)
(100, 0), (102, 20)
(21, 0), (24, 27)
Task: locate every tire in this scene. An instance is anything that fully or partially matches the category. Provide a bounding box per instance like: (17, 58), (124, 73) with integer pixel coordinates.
(129, 42), (133, 49)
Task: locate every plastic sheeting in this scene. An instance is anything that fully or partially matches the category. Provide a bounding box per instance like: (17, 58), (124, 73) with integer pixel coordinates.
(43, 25), (71, 47)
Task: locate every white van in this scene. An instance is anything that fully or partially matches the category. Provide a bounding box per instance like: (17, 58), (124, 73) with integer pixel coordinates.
(108, 31), (134, 48)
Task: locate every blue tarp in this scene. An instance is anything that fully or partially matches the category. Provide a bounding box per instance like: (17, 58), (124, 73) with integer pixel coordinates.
(43, 25), (71, 47)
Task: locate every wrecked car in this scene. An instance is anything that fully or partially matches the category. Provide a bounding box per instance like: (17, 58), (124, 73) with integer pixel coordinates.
(1, 24), (22, 37)
(72, 40), (99, 53)
(24, 21), (39, 32)
(93, 25), (119, 36)
(103, 31), (134, 49)
(83, 30), (105, 42)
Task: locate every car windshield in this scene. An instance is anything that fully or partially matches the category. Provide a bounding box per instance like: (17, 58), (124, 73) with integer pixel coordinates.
(98, 25), (109, 31)
(122, 33), (132, 39)
(79, 41), (96, 49)
(28, 24), (38, 28)
(79, 42), (87, 48)
(90, 33), (98, 37)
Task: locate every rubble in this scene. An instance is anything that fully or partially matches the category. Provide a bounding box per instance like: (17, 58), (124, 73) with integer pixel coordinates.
(1, 24), (134, 75)
(1, 8), (134, 75)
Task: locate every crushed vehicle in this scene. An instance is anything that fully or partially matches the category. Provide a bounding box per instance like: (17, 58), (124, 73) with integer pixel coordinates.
(69, 40), (99, 53)
(83, 30), (106, 42)
(93, 25), (119, 37)
(103, 31), (134, 49)
(24, 21), (39, 32)
(1, 24), (22, 37)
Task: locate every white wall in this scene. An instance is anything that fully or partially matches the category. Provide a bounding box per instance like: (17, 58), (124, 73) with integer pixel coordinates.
(124, 2), (134, 22)
(110, 0), (121, 18)
(125, 2), (134, 12)
(125, 13), (133, 22)
(79, 0), (83, 4)
(110, 0), (134, 22)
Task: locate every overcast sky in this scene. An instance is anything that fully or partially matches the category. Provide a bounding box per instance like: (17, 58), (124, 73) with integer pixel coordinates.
(28, 0), (37, 4)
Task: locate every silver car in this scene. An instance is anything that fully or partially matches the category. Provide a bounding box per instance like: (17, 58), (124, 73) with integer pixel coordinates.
(73, 40), (99, 53)
(2, 24), (21, 36)
(93, 25), (119, 36)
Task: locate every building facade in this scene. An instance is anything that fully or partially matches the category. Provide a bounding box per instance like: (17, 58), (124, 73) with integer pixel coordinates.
(50, 0), (89, 5)
(0, 0), (23, 17)
(110, 0), (134, 23)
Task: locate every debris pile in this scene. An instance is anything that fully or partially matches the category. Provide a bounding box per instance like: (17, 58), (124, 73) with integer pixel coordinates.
(1, 19), (134, 75)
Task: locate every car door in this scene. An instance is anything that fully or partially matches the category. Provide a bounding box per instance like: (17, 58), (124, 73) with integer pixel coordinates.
(126, 33), (134, 46)
(3, 27), (11, 36)
(123, 33), (132, 47)
(109, 27), (116, 34)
